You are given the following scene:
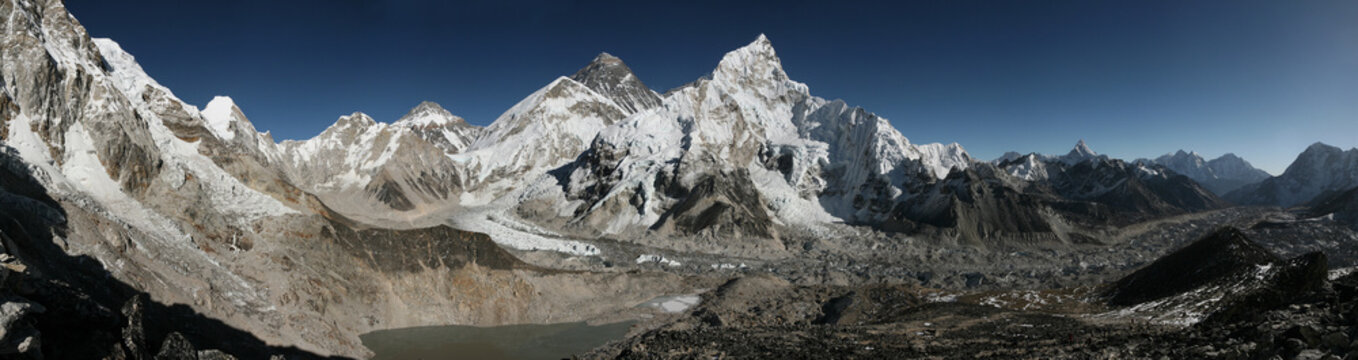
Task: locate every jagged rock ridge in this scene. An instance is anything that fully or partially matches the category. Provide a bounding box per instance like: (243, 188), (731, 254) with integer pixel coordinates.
(1226, 142), (1358, 207)
(1138, 150), (1271, 195)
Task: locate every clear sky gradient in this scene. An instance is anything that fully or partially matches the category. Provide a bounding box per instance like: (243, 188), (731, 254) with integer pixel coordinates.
(65, 0), (1357, 174)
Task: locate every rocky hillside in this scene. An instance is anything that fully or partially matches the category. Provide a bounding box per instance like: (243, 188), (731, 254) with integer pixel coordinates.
(1227, 142), (1358, 207)
(586, 228), (1348, 360)
(885, 141), (1227, 245)
(0, 1), (688, 358)
(1307, 186), (1358, 230)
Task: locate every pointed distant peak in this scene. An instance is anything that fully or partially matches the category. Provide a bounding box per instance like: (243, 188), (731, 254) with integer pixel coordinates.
(1174, 149), (1190, 157)
(753, 33), (771, 45)
(413, 100), (445, 112)
(404, 100), (452, 118)
(734, 33), (777, 57)
(1218, 152), (1242, 160)
(338, 111), (376, 126)
(572, 51), (633, 81)
(569, 52), (662, 114)
(712, 33), (788, 84)
(1057, 139), (1105, 165)
(572, 51), (634, 83)
(1306, 141), (1339, 152)
(397, 101), (469, 128)
(1071, 139), (1095, 156)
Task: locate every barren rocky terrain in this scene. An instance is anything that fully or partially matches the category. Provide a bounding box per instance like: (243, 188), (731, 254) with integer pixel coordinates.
(1, 1), (1356, 359)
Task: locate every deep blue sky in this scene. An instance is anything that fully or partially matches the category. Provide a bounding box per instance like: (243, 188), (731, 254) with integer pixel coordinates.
(65, 0), (1357, 174)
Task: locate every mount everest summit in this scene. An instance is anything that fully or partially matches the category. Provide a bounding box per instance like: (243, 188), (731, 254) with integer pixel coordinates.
(1, 0), (1356, 358)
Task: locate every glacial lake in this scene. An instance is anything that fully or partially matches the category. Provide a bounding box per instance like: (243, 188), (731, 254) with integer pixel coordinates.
(360, 321), (636, 360)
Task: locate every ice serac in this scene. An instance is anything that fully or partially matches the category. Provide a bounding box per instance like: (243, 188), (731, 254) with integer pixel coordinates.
(201, 96), (240, 141)
(1141, 150), (1271, 195)
(545, 34), (973, 240)
(1226, 142), (1358, 206)
(569, 52), (662, 115)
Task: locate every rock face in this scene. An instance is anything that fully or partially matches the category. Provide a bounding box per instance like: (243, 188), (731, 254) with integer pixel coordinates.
(455, 76), (630, 199)
(279, 103), (480, 217)
(1227, 142), (1358, 206)
(569, 53), (662, 115)
(5, 1), (1340, 358)
(883, 142), (1226, 245)
(1103, 226), (1332, 328)
(192, 32), (1229, 250)
(0, 1), (687, 358)
(1105, 227), (1279, 306)
(394, 101), (482, 155)
(1140, 150), (1272, 195)
(590, 229), (1353, 360)
(546, 35), (973, 239)
(1306, 186), (1358, 230)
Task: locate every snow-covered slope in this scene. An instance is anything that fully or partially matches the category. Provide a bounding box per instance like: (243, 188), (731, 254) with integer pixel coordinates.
(0, 0), (325, 350)
(394, 101), (483, 154)
(279, 104), (475, 214)
(452, 76), (629, 200)
(1139, 150), (1271, 195)
(543, 35), (973, 237)
(1226, 142), (1358, 206)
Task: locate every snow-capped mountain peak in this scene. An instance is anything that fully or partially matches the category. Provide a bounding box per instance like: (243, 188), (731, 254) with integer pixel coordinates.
(591, 52), (622, 64)
(1130, 150), (1271, 196)
(200, 96), (242, 141)
(1226, 142), (1358, 206)
(1060, 139), (1104, 165)
(569, 52), (661, 115)
(392, 101), (482, 155)
(394, 101), (462, 127)
(335, 111), (377, 130)
(1071, 139), (1096, 156)
(712, 34), (791, 87)
(451, 75), (629, 196)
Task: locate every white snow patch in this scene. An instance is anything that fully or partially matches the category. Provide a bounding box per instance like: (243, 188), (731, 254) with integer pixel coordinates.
(635, 254), (682, 267)
(638, 294), (701, 313)
(1330, 267), (1357, 281)
(200, 96), (238, 141)
(925, 292), (959, 303)
(709, 263), (749, 270)
(449, 210), (600, 256)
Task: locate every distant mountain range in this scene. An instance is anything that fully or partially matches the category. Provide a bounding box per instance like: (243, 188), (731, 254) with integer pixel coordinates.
(1225, 142), (1358, 207)
(0, 0), (1354, 357)
(1135, 150), (1271, 195)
